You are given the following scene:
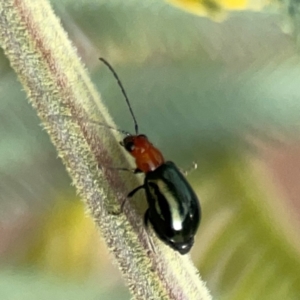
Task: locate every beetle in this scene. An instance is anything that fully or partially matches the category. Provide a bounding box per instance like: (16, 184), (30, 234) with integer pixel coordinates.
(100, 58), (201, 254)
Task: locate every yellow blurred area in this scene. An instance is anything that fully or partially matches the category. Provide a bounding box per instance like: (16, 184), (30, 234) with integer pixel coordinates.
(23, 197), (107, 279)
(166, 0), (266, 18)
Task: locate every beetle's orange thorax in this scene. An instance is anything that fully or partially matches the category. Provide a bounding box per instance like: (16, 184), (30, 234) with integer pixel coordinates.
(122, 135), (164, 173)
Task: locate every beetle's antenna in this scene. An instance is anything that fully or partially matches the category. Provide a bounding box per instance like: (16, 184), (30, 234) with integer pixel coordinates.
(99, 58), (139, 135)
(48, 114), (131, 136)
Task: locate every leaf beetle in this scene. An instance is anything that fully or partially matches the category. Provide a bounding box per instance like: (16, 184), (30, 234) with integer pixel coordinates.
(100, 58), (201, 254)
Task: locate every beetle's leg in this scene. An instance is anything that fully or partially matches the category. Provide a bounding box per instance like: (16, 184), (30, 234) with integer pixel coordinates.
(127, 185), (144, 198)
(109, 184), (144, 216)
(103, 167), (142, 173)
(181, 161), (197, 176)
(114, 185), (145, 214)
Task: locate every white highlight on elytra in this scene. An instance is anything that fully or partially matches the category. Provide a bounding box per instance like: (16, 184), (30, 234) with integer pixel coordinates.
(156, 180), (183, 231)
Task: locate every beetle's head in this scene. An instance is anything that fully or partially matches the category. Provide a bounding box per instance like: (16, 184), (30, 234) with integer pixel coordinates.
(121, 134), (150, 154)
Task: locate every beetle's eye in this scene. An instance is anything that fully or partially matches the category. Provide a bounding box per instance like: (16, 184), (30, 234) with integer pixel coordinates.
(125, 141), (135, 152)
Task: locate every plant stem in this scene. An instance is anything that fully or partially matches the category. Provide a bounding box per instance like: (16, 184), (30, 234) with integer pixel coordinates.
(0, 0), (212, 299)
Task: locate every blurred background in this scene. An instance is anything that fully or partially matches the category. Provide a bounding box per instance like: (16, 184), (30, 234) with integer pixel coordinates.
(1, 0), (300, 299)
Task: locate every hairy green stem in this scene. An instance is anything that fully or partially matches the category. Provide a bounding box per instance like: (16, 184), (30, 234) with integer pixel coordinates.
(0, 0), (212, 299)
